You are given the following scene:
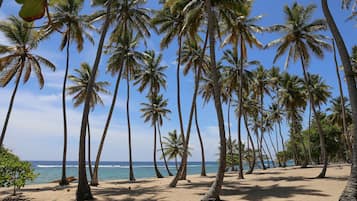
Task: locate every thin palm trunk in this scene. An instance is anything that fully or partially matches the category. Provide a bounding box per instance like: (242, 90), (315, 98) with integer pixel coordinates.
(268, 131), (278, 166)
(157, 122), (173, 176)
(195, 105), (206, 176)
(259, 94), (267, 170)
(244, 114), (256, 174)
(201, 1), (226, 199)
(308, 105), (314, 164)
(300, 56), (327, 177)
(0, 63), (23, 147)
(126, 76), (136, 181)
(170, 28), (209, 187)
(77, 2), (111, 199)
(274, 125), (282, 167)
(259, 128), (266, 169)
(227, 99), (235, 171)
(263, 136), (275, 167)
(332, 39), (351, 161)
(154, 123), (164, 178)
(91, 64), (123, 186)
(237, 36), (244, 179)
(278, 121), (287, 167)
(175, 156), (178, 171)
(321, 1), (357, 198)
(59, 33), (70, 186)
(87, 120), (93, 180)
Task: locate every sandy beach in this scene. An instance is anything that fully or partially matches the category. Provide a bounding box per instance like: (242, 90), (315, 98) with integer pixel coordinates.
(0, 164), (350, 201)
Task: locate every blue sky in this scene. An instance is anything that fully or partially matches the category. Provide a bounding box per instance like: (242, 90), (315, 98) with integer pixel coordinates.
(0, 0), (356, 162)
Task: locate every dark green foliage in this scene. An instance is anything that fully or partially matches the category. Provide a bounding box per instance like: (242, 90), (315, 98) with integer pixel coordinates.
(0, 147), (37, 195)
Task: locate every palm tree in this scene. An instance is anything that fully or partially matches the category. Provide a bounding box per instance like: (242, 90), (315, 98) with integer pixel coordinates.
(251, 65), (270, 170)
(269, 102), (287, 167)
(266, 2), (331, 177)
(75, 0), (113, 198)
(323, 0), (357, 196)
(44, 0), (95, 186)
(180, 36), (209, 177)
(278, 73), (307, 166)
(67, 62), (110, 183)
(90, 0), (153, 187)
(163, 130), (185, 170)
(222, 49), (259, 178)
(0, 16), (56, 147)
(141, 94), (171, 178)
(152, 6), (186, 161)
(135, 50), (172, 176)
(328, 96), (352, 160)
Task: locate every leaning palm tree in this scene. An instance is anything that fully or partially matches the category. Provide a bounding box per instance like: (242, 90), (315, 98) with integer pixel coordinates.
(163, 130), (185, 170)
(321, 0), (357, 198)
(141, 94), (171, 178)
(0, 16), (56, 147)
(44, 0), (96, 186)
(67, 62), (110, 182)
(90, 0), (153, 186)
(266, 2), (331, 177)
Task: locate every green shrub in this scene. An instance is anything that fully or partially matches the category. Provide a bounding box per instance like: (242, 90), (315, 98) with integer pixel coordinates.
(0, 147), (37, 195)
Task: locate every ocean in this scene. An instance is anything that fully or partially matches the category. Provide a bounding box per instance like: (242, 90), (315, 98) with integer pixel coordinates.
(29, 160), (292, 184)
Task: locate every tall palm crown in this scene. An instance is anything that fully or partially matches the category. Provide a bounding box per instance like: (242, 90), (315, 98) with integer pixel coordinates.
(307, 73), (331, 108)
(278, 73), (306, 121)
(266, 2), (331, 68)
(140, 94), (171, 126)
(67, 63), (110, 109)
(251, 65), (271, 100)
(106, 31), (144, 79)
(163, 130), (185, 160)
(0, 16), (55, 87)
(45, 0), (95, 51)
(328, 96), (352, 127)
(181, 37), (209, 75)
(134, 50), (167, 95)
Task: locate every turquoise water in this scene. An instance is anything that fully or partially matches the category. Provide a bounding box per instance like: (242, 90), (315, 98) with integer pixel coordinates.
(29, 161), (291, 184)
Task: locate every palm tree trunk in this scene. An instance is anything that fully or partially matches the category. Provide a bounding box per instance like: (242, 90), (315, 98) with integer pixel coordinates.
(175, 156), (178, 171)
(126, 75), (136, 181)
(258, 128), (266, 170)
(300, 55), (327, 177)
(91, 64), (123, 186)
(157, 122), (173, 176)
(332, 39), (351, 161)
(154, 123), (163, 178)
(170, 28), (209, 187)
(278, 121), (287, 167)
(321, 1), (357, 198)
(59, 32), (70, 186)
(176, 36), (186, 146)
(77, 2), (112, 199)
(87, 119), (93, 180)
(274, 125), (282, 167)
(259, 94), (267, 170)
(0, 63), (23, 147)
(195, 105), (207, 176)
(268, 132), (278, 166)
(244, 114), (256, 174)
(201, 1), (226, 200)
(308, 105), (314, 164)
(263, 136), (276, 168)
(227, 99), (235, 172)
(237, 35), (245, 179)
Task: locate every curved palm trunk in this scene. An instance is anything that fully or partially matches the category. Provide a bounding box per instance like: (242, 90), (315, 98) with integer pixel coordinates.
(307, 105), (314, 164)
(0, 63), (23, 147)
(274, 125), (282, 167)
(278, 121), (287, 167)
(244, 114), (256, 174)
(154, 123), (164, 178)
(201, 1), (226, 200)
(321, 2), (357, 198)
(126, 76), (136, 181)
(175, 157), (178, 171)
(157, 122), (173, 176)
(332, 39), (351, 161)
(87, 120), (93, 180)
(258, 129), (266, 170)
(195, 105), (206, 176)
(259, 94), (267, 170)
(300, 56), (327, 177)
(176, 36), (186, 146)
(59, 34), (70, 186)
(91, 65), (123, 186)
(77, 3), (111, 199)
(263, 136), (276, 168)
(170, 28), (209, 187)
(227, 99), (235, 172)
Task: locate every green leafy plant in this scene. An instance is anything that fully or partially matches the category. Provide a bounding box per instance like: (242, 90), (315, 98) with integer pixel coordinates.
(0, 147), (37, 195)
